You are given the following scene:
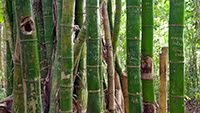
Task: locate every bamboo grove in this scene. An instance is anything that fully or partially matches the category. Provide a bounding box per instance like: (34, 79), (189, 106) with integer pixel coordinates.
(0, 0), (187, 113)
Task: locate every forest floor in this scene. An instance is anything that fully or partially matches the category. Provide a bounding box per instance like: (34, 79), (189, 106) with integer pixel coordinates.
(185, 98), (200, 113)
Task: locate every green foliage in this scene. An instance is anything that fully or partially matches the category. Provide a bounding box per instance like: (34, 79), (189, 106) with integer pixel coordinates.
(0, 1), (4, 23)
(0, 88), (6, 100)
(153, 0), (169, 97)
(117, 0), (126, 71)
(184, 0), (200, 99)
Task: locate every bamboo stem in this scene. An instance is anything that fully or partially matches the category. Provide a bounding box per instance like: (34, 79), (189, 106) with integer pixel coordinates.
(126, 0), (143, 112)
(58, 0), (74, 112)
(14, 0), (43, 112)
(102, 2), (115, 112)
(86, 0), (102, 112)
(159, 47), (168, 113)
(169, 0), (185, 112)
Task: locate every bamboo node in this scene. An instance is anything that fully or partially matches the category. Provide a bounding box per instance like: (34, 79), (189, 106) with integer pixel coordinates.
(142, 25), (154, 27)
(126, 65), (140, 68)
(169, 24), (184, 27)
(170, 95), (185, 98)
(87, 65), (100, 68)
(169, 61), (184, 64)
(60, 84), (73, 88)
(88, 89), (101, 93)
(59, 110), (73, 113)
(127, 38), (140, 41)
(13, 89), (24, 93)
(20, 38), (37, 43)
(86, 5), (99, 9)
(126, 6), (141, 9)
(128, 92), (141, 96)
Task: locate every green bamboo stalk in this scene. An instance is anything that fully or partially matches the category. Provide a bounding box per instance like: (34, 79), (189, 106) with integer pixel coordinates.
(4, 0), (14, 96)
(6, 41), (13, 96)
(4, 0), (16, 52)
(32, 1), (48, 112)
(73, 0), (84, 75)
(169, 0), (185, 112)
(126, 0), (143, 112)
(112, 0), (121, 54)
(14, 0), (43, 112)
(73, 0), (87, 111)
(107, 0), (123, 86)
(115, 57), (123, 77)
(73, 26), (86, 75)
(42, 0), (54, 78)
(112, 5), (127, 112)
(32, 0), (46, 79)
(86, 0), (102, 112)
(42, 0), (54, 56)
(41, 0), (54, 112)
(49, 0), (60, 112)
(12, 39), (25, 113)
(102, 2), (115, 112)
(112, 0), (123, 91)
(12, 1), (17, 50)
(5, 0), (12, 23)
(49, 54), (59, 113)
(141, 0), (156, 112)
(74, 0), (84, 37)
(74, 44), (87, 111)
(58, 0), (74, 112)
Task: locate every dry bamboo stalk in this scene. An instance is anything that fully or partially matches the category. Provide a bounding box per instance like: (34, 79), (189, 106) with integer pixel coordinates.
(159, 47), (168, 113)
